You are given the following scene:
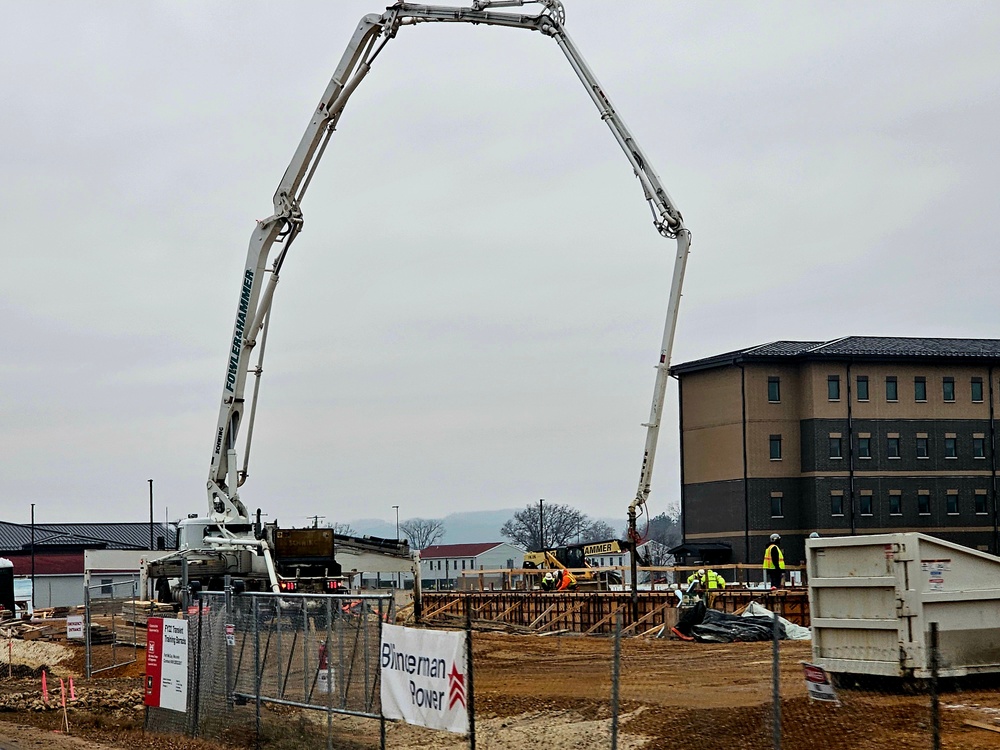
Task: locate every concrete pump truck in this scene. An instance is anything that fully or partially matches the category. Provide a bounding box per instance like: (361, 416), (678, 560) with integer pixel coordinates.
(143, 0), (690, 606)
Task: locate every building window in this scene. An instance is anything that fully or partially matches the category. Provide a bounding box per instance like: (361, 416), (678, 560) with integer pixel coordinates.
(101, 578), (113, 595)
(858, 436), (871, 459)
(860, 495), (873, 516)
(946, 493), (959, 515)
(918, 494), (930, 515)
(889, 494), (902, 515)
(974, 437), (986, 459)
(829, 436), (843, 459)
(768, 377), (780, 403)
(461, 560), (466, 570)
(856, 376), (869, 401)
(914, 376), (927, 402)
(769, 435), (782, 460)
(886, 376), (898, 402)
(916, 437), (929, 459)
(943, 377), (955, 402)
(831, 493), (844, 516)
(828, 375), (841, 401)
(770, 494), (783, 517)
(972, 377), (984, 403)
(976, 493), (988, 514)
(887, 436), (900, 459)
(944, 437), (957, 459)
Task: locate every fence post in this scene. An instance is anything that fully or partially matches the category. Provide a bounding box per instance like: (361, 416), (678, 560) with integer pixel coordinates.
(224, 576), (233, 709)
(192, 597), (203, 737)
(253, 595), (261, 750)
(465, 602), (476, 750)
(84, 584), (92, 679)
(611, 612), (621, 750)
(930, 621), (940, 750)
(326, 596), (334, 750)
(772, 609), (781, 750)
(380, 597), (387, 750)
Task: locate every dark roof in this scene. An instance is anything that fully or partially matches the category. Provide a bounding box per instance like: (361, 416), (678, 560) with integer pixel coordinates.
(0, 521), (177, 553)
(420, 542), (508, 559)
(668, 542), (732, 555)
(671, 336), (1000, 374)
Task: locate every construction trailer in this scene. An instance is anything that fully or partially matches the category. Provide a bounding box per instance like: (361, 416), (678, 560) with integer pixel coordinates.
(807, 532), (1000, 679)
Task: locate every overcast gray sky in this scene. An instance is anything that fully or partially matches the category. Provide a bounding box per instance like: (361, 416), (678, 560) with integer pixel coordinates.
(3, 1), (999, 531)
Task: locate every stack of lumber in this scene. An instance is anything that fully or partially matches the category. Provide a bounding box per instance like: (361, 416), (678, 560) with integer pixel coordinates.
(88, 623), (114, 645)
(122, 599), (176, 627)
(0, 622), (56, 641)
(31, 606), (71, 619)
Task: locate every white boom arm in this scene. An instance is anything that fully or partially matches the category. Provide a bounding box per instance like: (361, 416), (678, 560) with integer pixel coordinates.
(206, 0), (690, 532)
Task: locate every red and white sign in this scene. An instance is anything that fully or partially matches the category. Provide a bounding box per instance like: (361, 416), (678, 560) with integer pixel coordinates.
(144, 618), (189, 712)
(802, 661), (839, 704)
(380, 623), (469, 734)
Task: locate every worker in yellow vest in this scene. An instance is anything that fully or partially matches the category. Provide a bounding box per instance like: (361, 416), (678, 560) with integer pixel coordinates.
(686, 568), (726, 605)
(762, 534), (785, 589)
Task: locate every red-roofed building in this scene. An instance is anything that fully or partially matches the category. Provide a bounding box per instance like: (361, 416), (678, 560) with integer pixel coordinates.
(419, 542), (523, 590)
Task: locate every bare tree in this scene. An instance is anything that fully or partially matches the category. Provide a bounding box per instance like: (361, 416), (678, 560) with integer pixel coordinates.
(328, 522), (356, 536)
(581, 520), (617, 544)
(501, 502), (616, 550)
(399, 518), (445, 550)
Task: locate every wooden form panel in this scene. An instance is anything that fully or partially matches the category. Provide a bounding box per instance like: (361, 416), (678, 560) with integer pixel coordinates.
(421, 592), (681, 635)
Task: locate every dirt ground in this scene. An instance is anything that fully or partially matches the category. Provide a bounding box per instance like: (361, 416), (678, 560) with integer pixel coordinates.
(2, 632), (1000, 749)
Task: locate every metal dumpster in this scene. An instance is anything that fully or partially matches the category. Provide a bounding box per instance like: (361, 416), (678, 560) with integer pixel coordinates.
(807, 532), (1000, 678)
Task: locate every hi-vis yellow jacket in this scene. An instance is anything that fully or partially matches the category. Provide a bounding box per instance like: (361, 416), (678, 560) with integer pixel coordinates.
(762, 544), (785, 570)
(687, 569), (726, 589)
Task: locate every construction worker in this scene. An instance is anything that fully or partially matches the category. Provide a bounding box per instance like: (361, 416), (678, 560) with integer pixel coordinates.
(686, 568), (726, 605)
(763, 534), (785, 589)
(555, 569), (573, 591)
(541, 572), (556, 591)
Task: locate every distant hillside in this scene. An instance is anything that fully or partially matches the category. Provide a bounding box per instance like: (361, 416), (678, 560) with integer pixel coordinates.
(349, 508), (626, 547)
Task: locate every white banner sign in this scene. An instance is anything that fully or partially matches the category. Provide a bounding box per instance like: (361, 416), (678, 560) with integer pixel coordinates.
(380, 623), (469, 734)
(66, 615), (84, 640)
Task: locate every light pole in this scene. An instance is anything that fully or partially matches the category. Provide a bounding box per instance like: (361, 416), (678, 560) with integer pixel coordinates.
(30, 503), (35, 607)
(148, 479), (154, 550)
(538, 498), (545, 551)
(392, 505), (400, 588)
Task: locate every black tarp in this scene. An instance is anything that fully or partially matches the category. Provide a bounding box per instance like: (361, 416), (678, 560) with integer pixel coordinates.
(690, 609), (785, 643)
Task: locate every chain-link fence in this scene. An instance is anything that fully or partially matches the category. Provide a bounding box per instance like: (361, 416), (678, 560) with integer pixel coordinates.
(142, 588), (1000, 750)
(84, 578), (139, 677)
(145, 588), (392, 749)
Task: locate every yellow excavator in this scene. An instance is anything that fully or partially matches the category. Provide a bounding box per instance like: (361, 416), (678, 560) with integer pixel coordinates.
(523, 540), (627, 590)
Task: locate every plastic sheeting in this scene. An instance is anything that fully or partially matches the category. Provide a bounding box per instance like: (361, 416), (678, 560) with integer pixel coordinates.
(741, 601), (811, 640)
(663, 599), (812, 643)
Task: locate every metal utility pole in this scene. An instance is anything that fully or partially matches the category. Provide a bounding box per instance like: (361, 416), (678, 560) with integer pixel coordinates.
(308, 515), (326, 528)
(148, 479), (154, 550)
(392, 506), (400, 588)
(538, 499), (545, 551)
(30, 503), (35, 605)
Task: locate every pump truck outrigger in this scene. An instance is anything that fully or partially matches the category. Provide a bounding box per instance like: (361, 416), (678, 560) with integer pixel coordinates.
(143, 0), (690, 603)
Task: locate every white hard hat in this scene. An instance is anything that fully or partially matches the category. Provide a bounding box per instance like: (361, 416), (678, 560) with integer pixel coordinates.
(809, 532), (820, 539)
(543, 572), (553, 581)
(770, 534), (780, 542)
(697, 569), (705, 575)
